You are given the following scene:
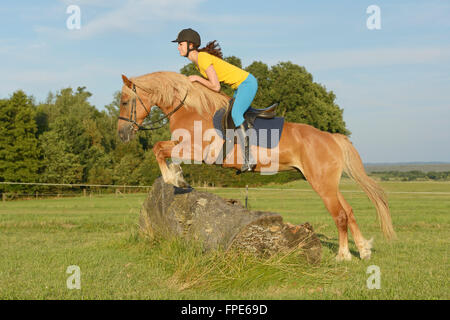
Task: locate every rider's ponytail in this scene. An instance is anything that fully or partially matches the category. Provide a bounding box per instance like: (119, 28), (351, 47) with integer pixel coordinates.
(197, 40), (223, 59)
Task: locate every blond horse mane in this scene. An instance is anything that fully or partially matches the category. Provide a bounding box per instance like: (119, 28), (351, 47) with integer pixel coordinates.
(128, 71), (230, 116)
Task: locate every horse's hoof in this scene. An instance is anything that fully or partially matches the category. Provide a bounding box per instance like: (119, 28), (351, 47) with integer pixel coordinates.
(335, 251), (352, 262)
(176, 180), (190, 188)
(360, 250), (371, 260)
(359, 238), (373, 260)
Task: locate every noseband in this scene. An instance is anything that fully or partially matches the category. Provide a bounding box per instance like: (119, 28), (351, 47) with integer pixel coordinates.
(118, 82), (188, 131)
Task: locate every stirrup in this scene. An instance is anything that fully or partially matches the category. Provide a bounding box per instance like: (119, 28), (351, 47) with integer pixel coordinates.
(236, 162), (256, 175)
(241, 162), (256, 173)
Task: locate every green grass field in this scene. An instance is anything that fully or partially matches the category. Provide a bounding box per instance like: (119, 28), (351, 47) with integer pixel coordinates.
(0, 179), (448, 299)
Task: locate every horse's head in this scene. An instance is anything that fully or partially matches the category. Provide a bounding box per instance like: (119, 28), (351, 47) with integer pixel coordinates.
(118, 74), (148, 143)
(118, 71), (224, 143)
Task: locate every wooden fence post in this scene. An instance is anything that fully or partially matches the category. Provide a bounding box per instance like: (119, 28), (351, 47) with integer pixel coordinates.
(245, 185), (248, 209)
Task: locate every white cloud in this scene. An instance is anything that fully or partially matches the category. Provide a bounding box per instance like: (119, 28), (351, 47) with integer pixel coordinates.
(36, 0), (206, 40)
(36, 0), (306, 40)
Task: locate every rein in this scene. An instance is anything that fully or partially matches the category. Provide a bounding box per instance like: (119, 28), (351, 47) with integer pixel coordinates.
(118, 82), (188, 131)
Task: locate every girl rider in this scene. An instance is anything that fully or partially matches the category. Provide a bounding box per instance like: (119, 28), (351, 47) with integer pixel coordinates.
(172, 28), (257, 172)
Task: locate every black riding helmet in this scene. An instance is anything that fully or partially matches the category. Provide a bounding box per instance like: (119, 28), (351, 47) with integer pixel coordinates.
(172, 28), (201, 57)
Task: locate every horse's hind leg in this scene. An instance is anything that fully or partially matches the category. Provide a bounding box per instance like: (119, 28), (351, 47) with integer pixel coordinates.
(297, 165), (352, 261)
(337, 192), (373, 260)
(318, 188), (352, 261)
(305, 169), (372, 260)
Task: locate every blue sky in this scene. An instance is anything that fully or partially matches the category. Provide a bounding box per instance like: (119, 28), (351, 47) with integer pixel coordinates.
(1, 0), (449, 163)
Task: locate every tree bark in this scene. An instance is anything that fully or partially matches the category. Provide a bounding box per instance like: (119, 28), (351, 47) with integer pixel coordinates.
(140, 177), (322, 264)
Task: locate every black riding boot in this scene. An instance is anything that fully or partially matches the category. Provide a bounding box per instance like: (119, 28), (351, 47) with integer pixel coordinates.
(237, 124), (256, 172)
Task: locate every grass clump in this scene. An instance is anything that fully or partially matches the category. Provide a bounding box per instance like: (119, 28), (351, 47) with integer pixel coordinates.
(138, 235), (347, 294)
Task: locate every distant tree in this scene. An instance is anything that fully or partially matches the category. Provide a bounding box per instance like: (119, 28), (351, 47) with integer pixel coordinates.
(112, 143), (145, 185)
(180, 62), (201, 78)
(0, 91), (41, 191)
(37, 87), (112, 184)
(264, 61), (348, 134)
(104, 91), (121, 120)
(39, 130), (84, 184)
(133, 150), (163, 185)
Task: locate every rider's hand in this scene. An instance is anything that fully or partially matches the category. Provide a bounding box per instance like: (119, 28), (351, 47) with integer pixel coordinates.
(188, 75), (203, 83)
(188, 75), (199, 83)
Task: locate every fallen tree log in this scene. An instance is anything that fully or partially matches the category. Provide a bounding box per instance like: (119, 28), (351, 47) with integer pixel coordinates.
(139, 177), (322, 264)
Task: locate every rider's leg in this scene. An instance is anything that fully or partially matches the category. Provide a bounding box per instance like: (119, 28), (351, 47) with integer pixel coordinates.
(235, 123), (254, 171)
(231, 74), (258, 171)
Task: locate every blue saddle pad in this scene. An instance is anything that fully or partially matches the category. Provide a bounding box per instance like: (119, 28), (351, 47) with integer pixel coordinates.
(212, 108), (284, 152)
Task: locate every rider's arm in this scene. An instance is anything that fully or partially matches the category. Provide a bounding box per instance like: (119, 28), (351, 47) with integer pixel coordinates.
(190, 65), (221, 92)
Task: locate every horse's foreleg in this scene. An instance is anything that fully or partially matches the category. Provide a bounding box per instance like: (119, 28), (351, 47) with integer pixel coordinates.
(152, 140), (189, 187)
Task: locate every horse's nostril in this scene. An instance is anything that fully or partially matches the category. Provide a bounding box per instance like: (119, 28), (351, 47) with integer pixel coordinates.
(119, 124), (135, 142)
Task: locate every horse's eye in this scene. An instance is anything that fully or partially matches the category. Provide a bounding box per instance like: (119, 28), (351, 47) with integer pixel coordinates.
(122, 101), (128, 106)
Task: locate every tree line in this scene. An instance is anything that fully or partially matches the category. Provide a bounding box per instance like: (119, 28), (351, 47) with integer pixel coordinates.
(372, 171), (450, 181)
(0, 58), (350, 194)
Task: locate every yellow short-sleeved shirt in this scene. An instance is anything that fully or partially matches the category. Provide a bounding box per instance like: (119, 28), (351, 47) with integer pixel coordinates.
(196, 52), (249, 89)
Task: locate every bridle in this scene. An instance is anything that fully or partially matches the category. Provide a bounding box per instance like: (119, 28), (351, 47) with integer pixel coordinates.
(118, 82), (188, 131)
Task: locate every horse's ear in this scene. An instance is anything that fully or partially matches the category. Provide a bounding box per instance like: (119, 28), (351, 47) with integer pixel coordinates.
(122, 74), (132, 88)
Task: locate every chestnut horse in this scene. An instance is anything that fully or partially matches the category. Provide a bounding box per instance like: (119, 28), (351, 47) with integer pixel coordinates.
(117, 71), (396, 261)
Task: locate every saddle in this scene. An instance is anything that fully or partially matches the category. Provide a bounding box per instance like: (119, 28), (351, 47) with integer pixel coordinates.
(212, 99), (285, 166)
(222, 98), (278, 131)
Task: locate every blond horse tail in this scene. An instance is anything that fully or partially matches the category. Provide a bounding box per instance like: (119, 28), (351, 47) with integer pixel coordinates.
(332, 134), (396, 240)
